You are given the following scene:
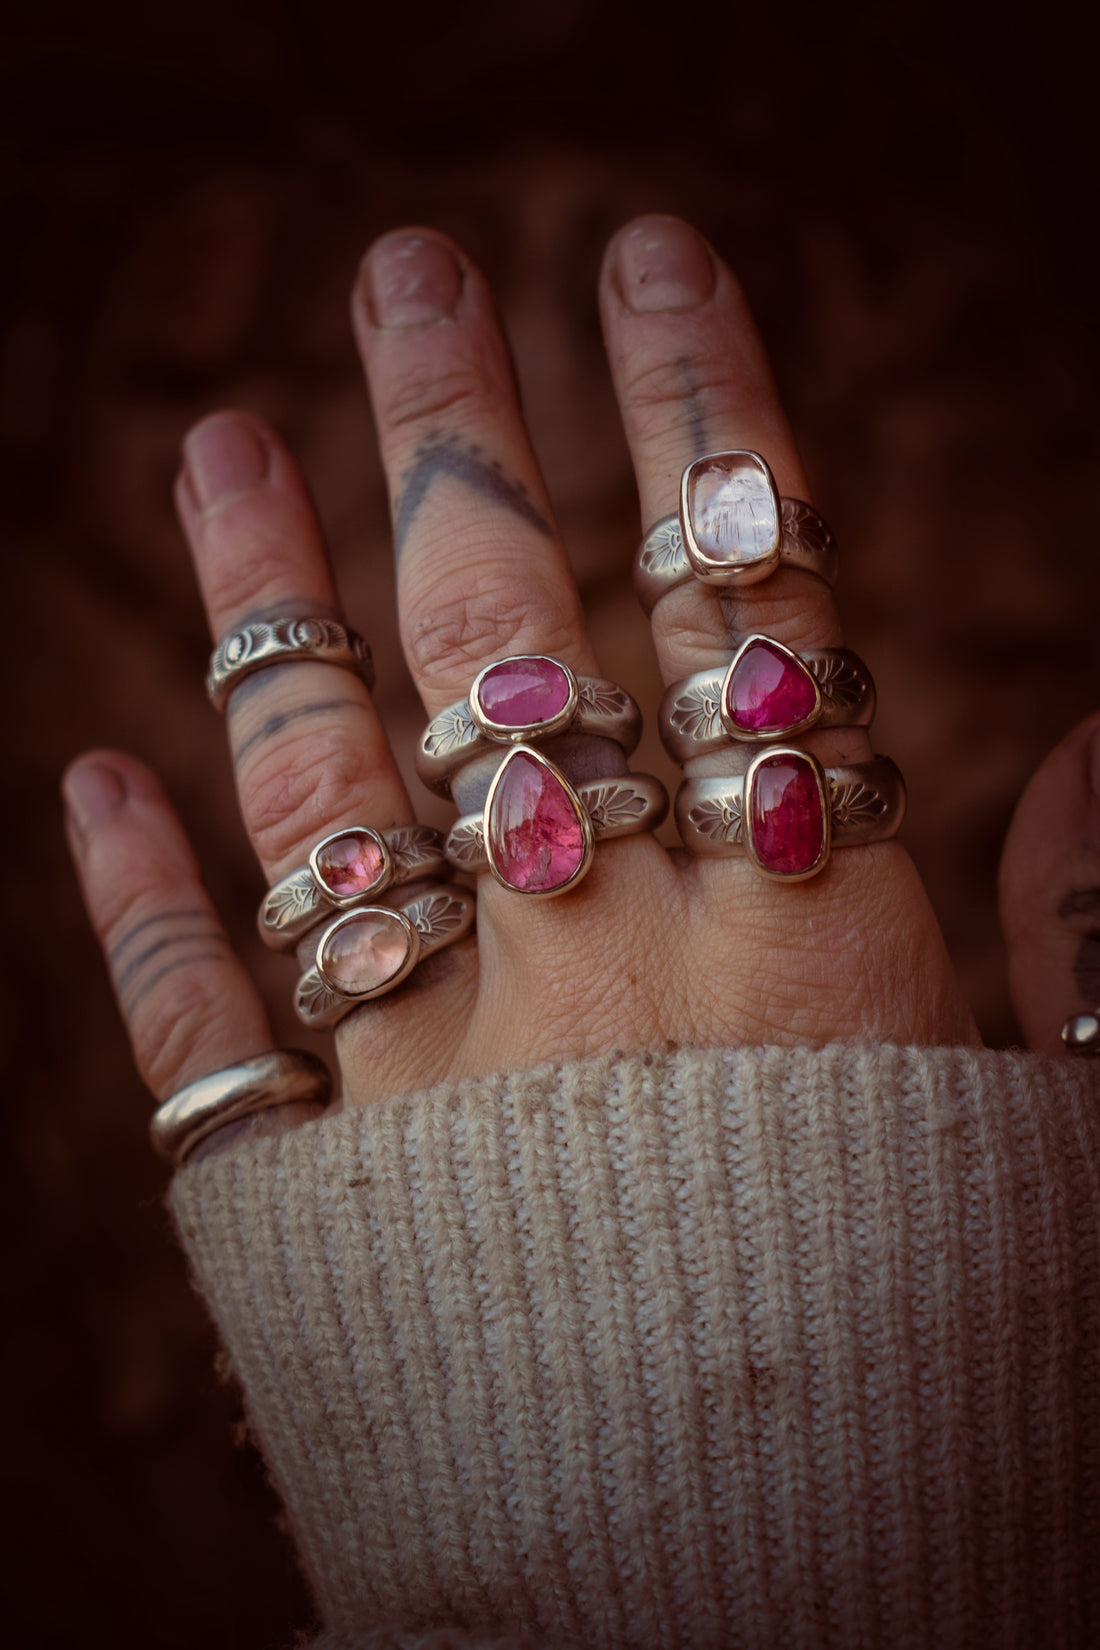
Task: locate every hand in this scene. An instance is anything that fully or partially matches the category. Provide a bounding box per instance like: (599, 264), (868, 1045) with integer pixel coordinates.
(64, 213), (1080, 1149)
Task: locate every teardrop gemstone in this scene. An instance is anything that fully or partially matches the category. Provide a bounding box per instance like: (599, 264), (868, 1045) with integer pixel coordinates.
(475, 655), (572, 730)
(314, 830), (386, 898)
(319, 909), (414, 996)
(724, 639), (818, 736)
(747, 752), (828, 877)
(486, 748), (590, 894)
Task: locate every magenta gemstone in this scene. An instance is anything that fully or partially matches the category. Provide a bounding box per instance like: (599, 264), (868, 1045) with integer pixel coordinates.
(487, 749), (589, 893)
(748, 753), (827, 876)
(476, 655), (572, 730)
(314, 830), (386, 898)
(725, 639), (818, 735)
(320, 909), (412, 995)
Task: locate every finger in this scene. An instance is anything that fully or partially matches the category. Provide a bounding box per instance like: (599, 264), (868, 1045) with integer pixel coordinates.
(599, 215), (846, 691)
(351, 229), (600, 722)
(63, 751), (275, 1102)
(999, 710), (1100, 1054)
(176, 411), (411, 882)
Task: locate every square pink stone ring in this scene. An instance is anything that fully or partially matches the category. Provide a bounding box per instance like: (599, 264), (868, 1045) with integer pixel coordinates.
(634, 449), (839, 616)
(259, 822), (447, 950)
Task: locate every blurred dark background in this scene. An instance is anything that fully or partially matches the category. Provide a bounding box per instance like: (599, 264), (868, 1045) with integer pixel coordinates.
(3, 1), (1097, 1644)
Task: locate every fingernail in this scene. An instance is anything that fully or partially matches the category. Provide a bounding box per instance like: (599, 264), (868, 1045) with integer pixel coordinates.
(365, 232), (462, 327)
(615, 217), (716, 313)
(63, 761), (126, 839)
(182, 414), (269, 513)
(1088, 729), (1100, 800)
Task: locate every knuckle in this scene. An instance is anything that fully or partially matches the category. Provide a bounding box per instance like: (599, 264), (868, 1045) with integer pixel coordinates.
(134, 968), (235, 1099)
(403, 571), (580, 694)
(241, 724), (381, 868)
(380, 362), (495, 441)
(622, 355), (759, 446)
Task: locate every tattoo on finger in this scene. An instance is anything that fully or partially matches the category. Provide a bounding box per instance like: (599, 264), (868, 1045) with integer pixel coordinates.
(393, 432), (552, 556)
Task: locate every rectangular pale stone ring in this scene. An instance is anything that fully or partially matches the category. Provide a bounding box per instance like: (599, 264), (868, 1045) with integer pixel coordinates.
(659, 636), (876, 763)
(634, 450), (839, 616)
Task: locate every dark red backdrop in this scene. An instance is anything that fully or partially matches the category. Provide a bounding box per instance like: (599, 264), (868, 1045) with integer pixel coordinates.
(4, 3), (1097, 1644)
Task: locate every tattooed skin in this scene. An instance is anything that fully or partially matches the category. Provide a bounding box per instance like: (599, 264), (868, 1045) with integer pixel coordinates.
(673, 355), (712, 461)
(393, 433), (552, 556)
(1059, 889), (1100, 1002)
(232, 697), (372, 765)
(109, 908), (230, 1016)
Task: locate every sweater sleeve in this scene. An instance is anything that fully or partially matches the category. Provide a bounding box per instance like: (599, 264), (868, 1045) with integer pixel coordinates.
(169, 1043), (1100, 1649)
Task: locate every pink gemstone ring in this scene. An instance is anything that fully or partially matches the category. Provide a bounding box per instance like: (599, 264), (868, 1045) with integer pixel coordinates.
(634, 450), (838, 616)
(295, 884), (476, 1029)
(416, 653), (642, 798)
(676, 753), (905, 881)
(259, 822), (447, 950)
(659, 636), (875, 761)
(444, 749), (668, 897)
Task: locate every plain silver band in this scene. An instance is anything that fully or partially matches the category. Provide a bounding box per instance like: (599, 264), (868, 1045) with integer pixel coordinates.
(206, 618), (375, 711)
(659, 647), (875, 761)
(295, 884), (476, 1030)
(634, 499), (839, 616)
(445, 772), (669, 873)
(416, 676), (642, 798)
(676, 756), (905, 858)
(259, 824), (447, 950)
(1062, 1012), (1100, 1054)
(149, 1049), (332, 1165)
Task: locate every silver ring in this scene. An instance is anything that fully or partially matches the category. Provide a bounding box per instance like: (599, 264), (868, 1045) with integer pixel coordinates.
(416, 653), (642, 798)
(676, 751), (904, 880)
(206, 616), (374, 711)
(259, 822), (447, 950)
(1062, 1011), (1100, 1054)
(150, 1048), (332, 1165)
(635, 450), (838, 615)
(659, 636), (875, 761)
(444, 748), (667, 896)
(295, 884), (476, 1029)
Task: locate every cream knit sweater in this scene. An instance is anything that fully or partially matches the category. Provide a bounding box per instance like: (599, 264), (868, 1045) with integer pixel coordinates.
(170, 1043), (1100, 1649)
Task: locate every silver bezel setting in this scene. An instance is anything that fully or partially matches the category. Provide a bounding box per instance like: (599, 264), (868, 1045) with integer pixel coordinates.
(743, 746), (832, 882)
(307, 825), (394, 909)
(315, 906), (422, 998)
(484, 744), (596, 898)
(679, 450), (782, 587)
(720, 633), (823, 743)
(468, 654), (580, 743)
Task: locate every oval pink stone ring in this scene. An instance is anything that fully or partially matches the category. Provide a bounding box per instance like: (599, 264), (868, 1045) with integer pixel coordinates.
(659, 635), (875, 762)
(295, 884), (477, 1029)
(416, 653), (642, 799)
(444, 751), (668, 898)
(259, 822), (447, 950)
(676, 753), (905, 881)
(634, 450), (838, 616)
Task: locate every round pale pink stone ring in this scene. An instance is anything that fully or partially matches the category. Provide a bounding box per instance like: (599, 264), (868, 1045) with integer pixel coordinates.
(259, 822), (447, 950)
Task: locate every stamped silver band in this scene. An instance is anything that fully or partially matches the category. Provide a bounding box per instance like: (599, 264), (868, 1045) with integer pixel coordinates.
(259, 823), (447, 950)
(676, 752), (904, 880)
(206, 617), (374, 711)
(150, 1048), (332, 1165)
(416, 654), (642, 798)
(295, 884), (476, 1030)
(659, 638), (875, 761)
(445, 765), (668, 888)
(635, 451), (838, 615)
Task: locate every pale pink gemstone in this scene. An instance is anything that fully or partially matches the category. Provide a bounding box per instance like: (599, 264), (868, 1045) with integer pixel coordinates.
(748, 753), (827, 876)
(725, 639), (817, 735)
(476, 656), (571, 729)
(314, 831), (385, 898)
(487, 750), (588, 893)
(320, 910), (412, 995)
(685, 453), (778, 564)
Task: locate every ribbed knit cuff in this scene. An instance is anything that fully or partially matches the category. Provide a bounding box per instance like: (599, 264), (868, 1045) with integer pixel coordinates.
(171, 1044), (1100, 1649)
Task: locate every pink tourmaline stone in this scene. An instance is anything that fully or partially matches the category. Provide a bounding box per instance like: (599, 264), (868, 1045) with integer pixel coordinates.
(725, 639), (817, 735)
(476, 655), (571, 729)
(487, 749), (588, 893)
(314, 831), (385, 898)
(748, 753), (827, 876)
(320, 910), (412, 995)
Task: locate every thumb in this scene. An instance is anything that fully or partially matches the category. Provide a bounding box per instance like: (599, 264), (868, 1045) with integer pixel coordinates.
(999, 710), (1100, 1054)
